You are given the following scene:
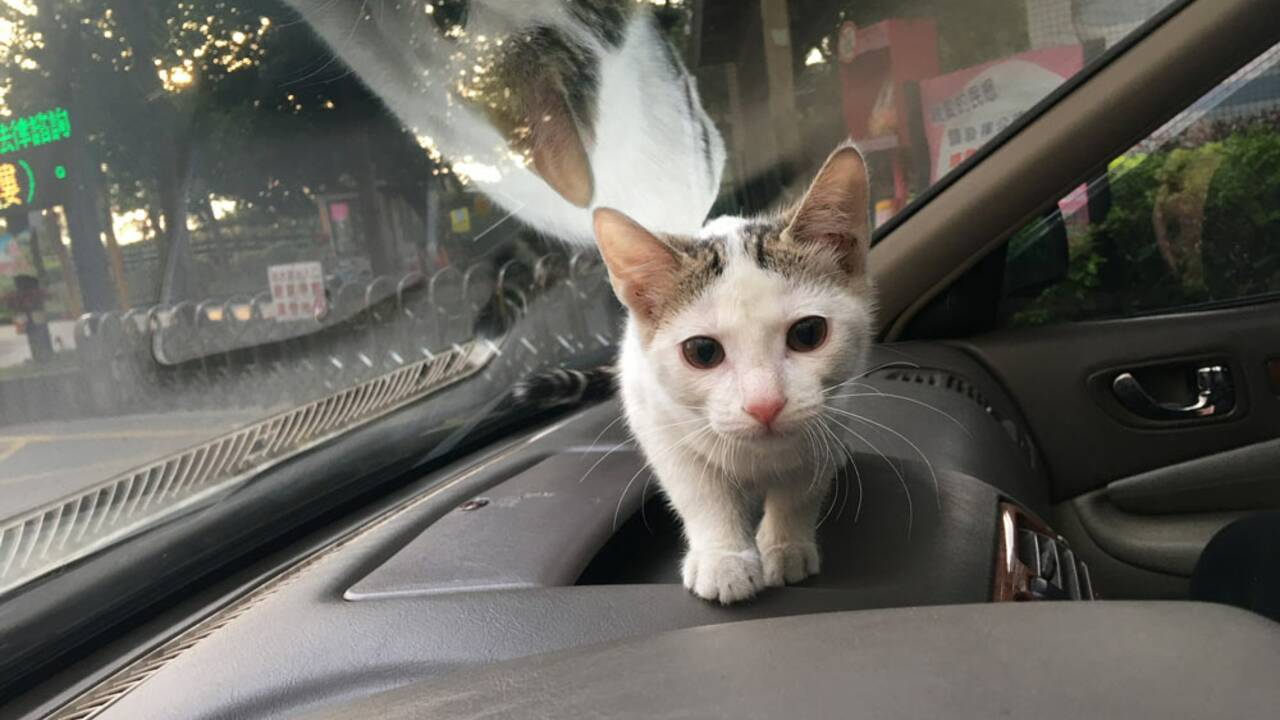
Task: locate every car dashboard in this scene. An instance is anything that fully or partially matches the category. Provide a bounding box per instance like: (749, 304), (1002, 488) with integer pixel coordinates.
(41, 343), (1276, 720)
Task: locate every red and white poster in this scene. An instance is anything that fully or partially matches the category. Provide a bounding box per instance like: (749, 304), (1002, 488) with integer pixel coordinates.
(268, 261), (326, 322)
(920, 45), (1084, 183)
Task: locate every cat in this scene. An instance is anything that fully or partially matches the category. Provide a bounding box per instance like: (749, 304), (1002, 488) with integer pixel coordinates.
(282, 0), (725, 244)
(593, 142), (875, 603)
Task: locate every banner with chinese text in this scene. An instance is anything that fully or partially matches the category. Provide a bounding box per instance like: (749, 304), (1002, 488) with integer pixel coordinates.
(0, 106), (73, 214)
(920, 46), (1084, 183)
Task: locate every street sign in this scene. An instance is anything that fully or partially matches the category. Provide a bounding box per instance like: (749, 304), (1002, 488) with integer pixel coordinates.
(449, 206), (471, 233)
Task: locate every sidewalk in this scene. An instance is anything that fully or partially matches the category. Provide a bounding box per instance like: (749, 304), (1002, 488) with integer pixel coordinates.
(0, 320), (77, 369)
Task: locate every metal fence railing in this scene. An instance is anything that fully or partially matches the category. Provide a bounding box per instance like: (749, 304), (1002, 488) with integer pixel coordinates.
(1, 249), (619, 426)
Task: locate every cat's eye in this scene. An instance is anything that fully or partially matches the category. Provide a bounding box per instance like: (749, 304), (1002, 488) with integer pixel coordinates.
(786, 316), (828, 352)
(681, 336), (724, 369)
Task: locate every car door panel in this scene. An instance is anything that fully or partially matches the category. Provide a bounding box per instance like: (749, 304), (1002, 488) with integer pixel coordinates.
(950, 300), (1280, 588)
(951, 300), (1280, 503)
(1106, 438), (1280, 514)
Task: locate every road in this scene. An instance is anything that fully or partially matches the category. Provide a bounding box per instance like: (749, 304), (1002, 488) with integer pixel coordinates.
(0, 408), (270, 521)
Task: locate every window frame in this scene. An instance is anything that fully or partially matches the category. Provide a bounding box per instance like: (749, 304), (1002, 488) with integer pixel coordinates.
(870, 0), (1278, 341)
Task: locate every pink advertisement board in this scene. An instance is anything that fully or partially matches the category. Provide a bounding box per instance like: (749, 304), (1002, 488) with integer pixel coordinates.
(920, 45), (1085, 183)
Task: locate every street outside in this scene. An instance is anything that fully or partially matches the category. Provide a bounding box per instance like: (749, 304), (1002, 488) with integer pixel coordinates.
(0, 407), (269, 521)
(1, 317), (274, 521)
(0, 319), (76, 368)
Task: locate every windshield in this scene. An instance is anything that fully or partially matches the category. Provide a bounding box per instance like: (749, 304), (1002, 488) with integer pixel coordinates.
(0, 0), (1176, 594)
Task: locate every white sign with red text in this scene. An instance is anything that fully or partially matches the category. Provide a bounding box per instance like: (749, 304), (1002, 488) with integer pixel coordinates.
(268, 261), (326, 322)
(920, 45), (1084, 183)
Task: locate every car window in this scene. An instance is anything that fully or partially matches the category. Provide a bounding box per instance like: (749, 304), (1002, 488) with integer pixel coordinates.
(0, 0), (1177, 594)
(1002, 41), (1280, 328)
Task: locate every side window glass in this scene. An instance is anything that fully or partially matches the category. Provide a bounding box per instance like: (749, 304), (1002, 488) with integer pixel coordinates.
(1001, 43), (1280, 328)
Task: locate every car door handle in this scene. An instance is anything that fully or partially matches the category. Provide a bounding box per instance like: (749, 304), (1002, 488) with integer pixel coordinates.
(1112, 365), (1233, 421)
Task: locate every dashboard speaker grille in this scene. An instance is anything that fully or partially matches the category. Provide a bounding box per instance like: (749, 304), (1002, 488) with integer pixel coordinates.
(873, 367), (1040, 471)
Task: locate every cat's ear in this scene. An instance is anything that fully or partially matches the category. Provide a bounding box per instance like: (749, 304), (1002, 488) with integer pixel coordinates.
(485, 68), (594, 208)
(785, 142), (871, 276)
(593, 208), (679, 324)
(522, 73), (594, 207)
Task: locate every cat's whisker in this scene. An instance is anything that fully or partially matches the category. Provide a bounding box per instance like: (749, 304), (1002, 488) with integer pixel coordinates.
(717, 436), (749, 496)
(647, 415), (708, 432)
(614, 463), (653, 533)
(710, 435), (725, 482)
(835, 464), (852, 522)
(576, 438), (632, 486)
(821, 369), (896, 395)
(574, 413), (629, 485)
(845, 435), (865, 523)
(822, 411), (914, 539)
(803, 425), (824, 497)
(814, 431), (841, 531)
(826, 406), (942, 513)
(821, 377), (853, 393)
(720, 435), (741, 487)
(613, 424), (713, 531)
(869, 344), (929, 364)
(823, 381), (884, 396)
(811, 419), (839, 509)
(726, 436), (738, 479)
(816, 417), (860, 523)
(836, 360), (922, 386)
(651, 397), (705, 414)
(640, 470), (656, 534)
(819, 428), (837, 493)
(800, 425), (820, 495)
(823, 429), (841, 514)
(470, 201), (528, 244)
(285, 0), (368, 87)
(822, 392), (973, 437)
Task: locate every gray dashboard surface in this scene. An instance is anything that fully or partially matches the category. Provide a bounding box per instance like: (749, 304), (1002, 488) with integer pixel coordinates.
(304, 601), (1280, 720)
(66, 343), (1050, 720)
(346, 449), (1004, 600)
(343, 450), (655, 599)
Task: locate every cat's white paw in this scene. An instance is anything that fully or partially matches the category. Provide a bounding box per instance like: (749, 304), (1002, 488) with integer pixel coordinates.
(681, 548), (764, 604)
(760, 541), (820, 587)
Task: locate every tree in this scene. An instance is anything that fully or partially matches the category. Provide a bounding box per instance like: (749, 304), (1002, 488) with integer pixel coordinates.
(2, 0), (439, 307)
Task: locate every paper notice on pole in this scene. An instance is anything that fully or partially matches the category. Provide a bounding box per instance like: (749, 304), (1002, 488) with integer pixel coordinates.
(268, 261), (326, 322)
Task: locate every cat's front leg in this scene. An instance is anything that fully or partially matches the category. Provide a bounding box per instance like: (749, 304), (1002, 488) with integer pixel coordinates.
(656, 453), (763, 604)
(757, 471), (832, 587)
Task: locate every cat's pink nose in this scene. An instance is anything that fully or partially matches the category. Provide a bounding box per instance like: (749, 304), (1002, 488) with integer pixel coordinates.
(744, 398), (786, 428)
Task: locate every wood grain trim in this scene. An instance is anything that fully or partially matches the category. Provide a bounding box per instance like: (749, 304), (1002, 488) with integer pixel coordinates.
(992, 502), (1054, 602)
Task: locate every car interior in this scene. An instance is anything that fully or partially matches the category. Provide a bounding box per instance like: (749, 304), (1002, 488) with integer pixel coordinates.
(3, 0), (1280, 718)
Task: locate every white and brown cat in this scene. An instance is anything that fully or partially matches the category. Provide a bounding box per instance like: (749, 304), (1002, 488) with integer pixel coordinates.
(287, 0), (873, 604)
(595, 143), (875, 604)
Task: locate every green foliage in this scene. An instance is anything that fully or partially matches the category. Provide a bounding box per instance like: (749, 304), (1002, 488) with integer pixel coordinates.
(1201, 126), (1280, 298)
(1, 0), (439, 306)
(1009, 121), (1280, 328)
